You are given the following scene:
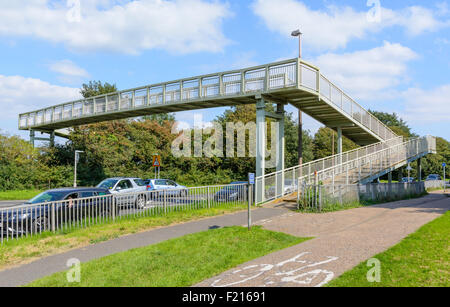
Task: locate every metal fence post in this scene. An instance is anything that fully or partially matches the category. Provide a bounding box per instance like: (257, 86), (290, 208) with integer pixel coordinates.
(248, 184), (252, 230)
(207, 186), (211, 209)
(164, 190), (167, 215)
(51, 202), (56, 232)
(112, 195), (116, 222)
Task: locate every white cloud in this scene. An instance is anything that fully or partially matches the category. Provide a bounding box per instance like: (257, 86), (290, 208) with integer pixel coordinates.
(0, 0), (231, 55)
(251, 0), (450, 50)
(0, 75), (80, 122)
(402, 84), (450, 123)
(312, 42), (417, 100)
(49, 59), (90, 84)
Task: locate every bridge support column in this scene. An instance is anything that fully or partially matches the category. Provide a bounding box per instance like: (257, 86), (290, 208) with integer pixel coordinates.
(417, 158), (422, 182)
(337, 127), (343, 164)
(388, 172), (393, 184)
(29, 130), (35, 147)
(276, 104), (285, 198)
(50, 131), (55, 148)
(256, 98), (266, 204)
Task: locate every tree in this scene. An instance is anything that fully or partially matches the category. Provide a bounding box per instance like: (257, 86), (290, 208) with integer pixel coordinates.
(141, 113), (176, 126)
(80, 81), (117, 98)
(369, 110), (416, 138)
(313, 127), (359, 160)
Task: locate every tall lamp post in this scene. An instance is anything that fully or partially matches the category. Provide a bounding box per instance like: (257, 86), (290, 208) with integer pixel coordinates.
(74, 150), (84, 188)
(292, 29), (304, 167)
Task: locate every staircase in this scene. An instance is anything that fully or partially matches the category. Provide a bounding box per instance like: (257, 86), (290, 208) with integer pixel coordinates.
(255, 136), (437, 205)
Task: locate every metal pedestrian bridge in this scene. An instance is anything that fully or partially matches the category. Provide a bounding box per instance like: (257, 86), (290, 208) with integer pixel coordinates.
(19, 58), (396, 145)
(18, 58), (436, 205)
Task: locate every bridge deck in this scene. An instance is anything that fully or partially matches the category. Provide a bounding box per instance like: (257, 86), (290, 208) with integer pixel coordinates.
(19, 58), (396, 146)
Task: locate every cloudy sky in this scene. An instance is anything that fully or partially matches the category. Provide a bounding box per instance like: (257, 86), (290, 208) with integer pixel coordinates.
(0, 0), (449, 141)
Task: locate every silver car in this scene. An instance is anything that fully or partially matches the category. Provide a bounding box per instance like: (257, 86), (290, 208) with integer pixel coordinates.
(97, 177), (148, 208)
(145, 179), (188, 197)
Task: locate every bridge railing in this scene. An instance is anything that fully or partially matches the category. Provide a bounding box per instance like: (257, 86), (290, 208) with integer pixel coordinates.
(19, 58), (396, 142)
(18, 59), (299, 130)
(256, 136), (436, 205)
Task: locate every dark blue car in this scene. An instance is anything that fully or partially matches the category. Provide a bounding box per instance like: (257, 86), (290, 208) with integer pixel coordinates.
(0, 188), (112, 235)
(214, 182), (248, 202)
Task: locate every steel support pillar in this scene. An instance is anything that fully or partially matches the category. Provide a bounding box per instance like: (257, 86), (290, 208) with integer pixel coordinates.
(276, 104), (285, 198)
(417, 158), (422, 182)
(388, 172), (393, 184)
(29, 130), (35, 147)
(337, 127), (343, 164)
(50, 131), (55, 148)
(255, 98), (266, 204)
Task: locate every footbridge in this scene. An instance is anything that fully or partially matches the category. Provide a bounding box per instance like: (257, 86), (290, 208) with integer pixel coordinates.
(18, 58), (435, 204)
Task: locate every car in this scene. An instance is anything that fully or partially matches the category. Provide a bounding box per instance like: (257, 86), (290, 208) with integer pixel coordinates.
(96, 178), (148, 208)
(144, 179), (188, 197)
(426, 174), (442, 181)
(401, 177), (416, 183)
(0, 188), (112, 235)
(266, 179), (297, 198)
(214, 182), (248, 202)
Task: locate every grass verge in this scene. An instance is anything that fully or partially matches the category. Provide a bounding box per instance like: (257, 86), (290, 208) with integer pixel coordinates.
(298, 191), (429, 213)
(0, 190), (42, 201)
(0, 204), (248, 270)
(327, 211), (450, 287)
(27, 226), (309, 287)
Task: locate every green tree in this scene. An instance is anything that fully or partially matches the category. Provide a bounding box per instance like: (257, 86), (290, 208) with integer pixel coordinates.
(80, 81), (117, 98)
(312, 127), (359, 160)
(369, 110), (416, 138)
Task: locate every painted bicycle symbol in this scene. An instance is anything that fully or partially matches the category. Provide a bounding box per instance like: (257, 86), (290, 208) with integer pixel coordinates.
(211, 252), (339, 287)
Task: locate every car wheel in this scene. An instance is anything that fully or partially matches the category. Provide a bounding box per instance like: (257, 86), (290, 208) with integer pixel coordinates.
(31, 216), (49, 233)
(135, 195), (146, 209)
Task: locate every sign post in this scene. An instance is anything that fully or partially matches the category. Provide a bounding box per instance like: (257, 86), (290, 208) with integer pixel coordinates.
(248, 173), (255, 231)
(153, 155), (162, 179)
(443, 163), (447, 193)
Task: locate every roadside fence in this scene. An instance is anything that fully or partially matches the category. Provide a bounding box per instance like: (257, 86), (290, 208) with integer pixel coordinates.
(299, 182), (426, 212)
(0, 183), (249, 244)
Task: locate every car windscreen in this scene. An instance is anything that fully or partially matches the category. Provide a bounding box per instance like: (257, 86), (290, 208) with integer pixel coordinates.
(134, 179), (147, 186)
(97, 179), (118, 190)
(28, 191), (68, 204)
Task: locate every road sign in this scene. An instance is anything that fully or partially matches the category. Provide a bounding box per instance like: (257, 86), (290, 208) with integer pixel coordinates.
(248, 173), (255, 185)
(443, 163), (447, 168)
(152, 155), (161, 167)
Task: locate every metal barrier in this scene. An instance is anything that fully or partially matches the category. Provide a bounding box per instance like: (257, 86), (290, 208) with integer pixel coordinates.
(424, 180), (446, 190)
(256, 136), (436, 205)
(0, 183), (248, 245)
(299, 183), (426, 212)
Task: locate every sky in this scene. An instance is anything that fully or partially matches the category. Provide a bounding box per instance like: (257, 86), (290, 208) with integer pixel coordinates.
(0, 0), (449, 142)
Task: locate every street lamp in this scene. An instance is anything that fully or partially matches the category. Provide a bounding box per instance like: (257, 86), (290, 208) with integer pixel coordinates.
(291, 29), (303, 58)
(292, 29), (303, 167)
(74, 150), (84, 188)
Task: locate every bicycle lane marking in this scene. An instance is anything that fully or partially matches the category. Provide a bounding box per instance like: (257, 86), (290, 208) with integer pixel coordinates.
(209, 252), (339, 288)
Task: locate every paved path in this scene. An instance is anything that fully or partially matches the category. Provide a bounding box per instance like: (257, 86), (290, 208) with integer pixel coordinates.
(197, 192), (450, 287)
(0, 207), (288, 287)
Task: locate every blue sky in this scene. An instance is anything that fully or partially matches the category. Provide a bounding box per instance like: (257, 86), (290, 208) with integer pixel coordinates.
(0, 0), (449, 142)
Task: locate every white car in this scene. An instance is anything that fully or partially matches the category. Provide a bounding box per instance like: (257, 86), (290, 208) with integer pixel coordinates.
(97, 177), (148, 208)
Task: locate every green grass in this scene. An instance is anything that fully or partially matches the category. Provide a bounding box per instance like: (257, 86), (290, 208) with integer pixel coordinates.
(299, 191), (429, 213)
(27, 226), (309, 287)
(0, 203), (248, 270)
(327, 211), (450, 287)
(0, 190), (42, 201)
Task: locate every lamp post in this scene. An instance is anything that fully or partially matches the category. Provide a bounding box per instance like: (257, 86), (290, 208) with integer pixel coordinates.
(74, 150), (84, 188)
(291, 29), (303, 58)
(292, 29), (303, 167)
